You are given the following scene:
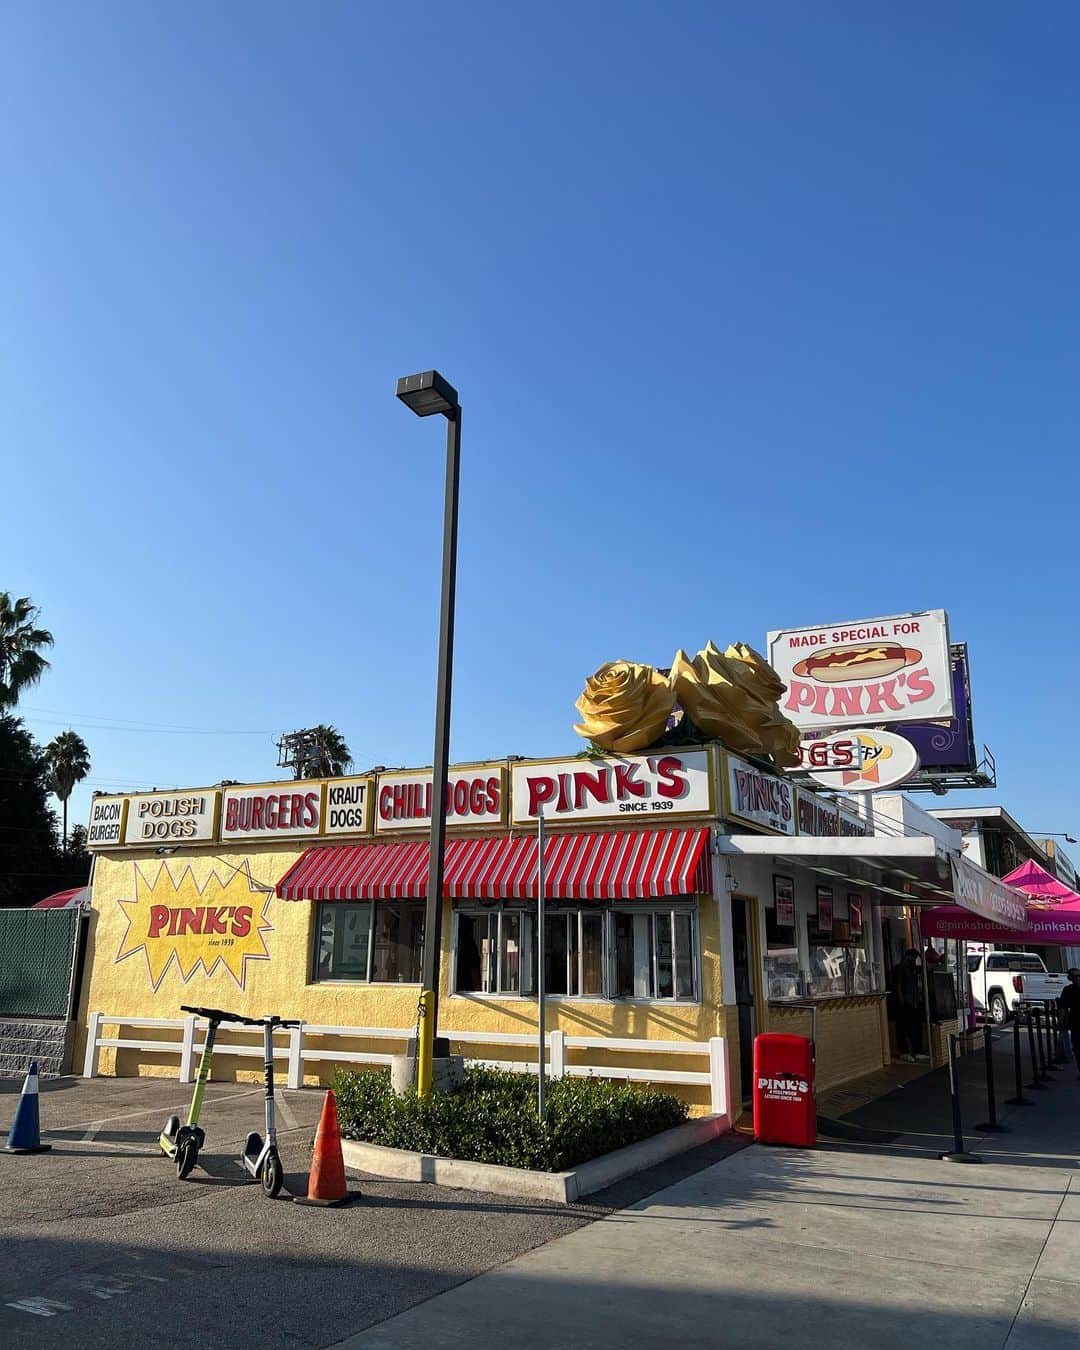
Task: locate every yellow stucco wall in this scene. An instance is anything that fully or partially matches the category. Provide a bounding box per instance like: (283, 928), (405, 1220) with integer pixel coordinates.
(765, 997), (889, 1093)
(76, 844), (732, 1114)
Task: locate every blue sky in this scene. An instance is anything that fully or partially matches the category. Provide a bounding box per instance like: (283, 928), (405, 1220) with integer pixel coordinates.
(3, 3), (1078, 845)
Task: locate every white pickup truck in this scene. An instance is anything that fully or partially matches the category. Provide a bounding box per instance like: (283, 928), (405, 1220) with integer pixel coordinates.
(967, 951), (1067, 1024)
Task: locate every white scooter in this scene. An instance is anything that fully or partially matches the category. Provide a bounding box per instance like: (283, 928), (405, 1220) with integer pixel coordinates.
(238, 1014), (300, 1198)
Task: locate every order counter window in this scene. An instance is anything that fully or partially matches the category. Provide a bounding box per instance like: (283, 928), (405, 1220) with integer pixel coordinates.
(313, 900), (425, 984)
(765, 877), (882, 1002)
(453, 902), (699, 1002)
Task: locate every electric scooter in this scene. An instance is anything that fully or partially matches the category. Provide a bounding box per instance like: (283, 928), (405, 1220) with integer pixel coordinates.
(239, 1014), (300, 1198)
(159, 1005), (235, 1179)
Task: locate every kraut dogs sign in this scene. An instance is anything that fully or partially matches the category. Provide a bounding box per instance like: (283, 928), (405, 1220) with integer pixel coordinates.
(767, 610), (953, 731)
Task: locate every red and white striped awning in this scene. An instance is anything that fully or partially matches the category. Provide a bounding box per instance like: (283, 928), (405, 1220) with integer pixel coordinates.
(276, 827), (712, 903)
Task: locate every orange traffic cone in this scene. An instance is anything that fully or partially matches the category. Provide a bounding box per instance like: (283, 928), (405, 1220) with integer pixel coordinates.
(293, 1089), (354, 1207)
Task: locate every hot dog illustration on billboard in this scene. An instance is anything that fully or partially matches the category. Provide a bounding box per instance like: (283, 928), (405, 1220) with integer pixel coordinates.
(766, 610), (953, 731)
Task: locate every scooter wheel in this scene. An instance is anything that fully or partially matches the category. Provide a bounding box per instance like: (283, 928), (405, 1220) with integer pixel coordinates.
(176, 1137), (198, 1180)
(261, 1150), (283, 1199)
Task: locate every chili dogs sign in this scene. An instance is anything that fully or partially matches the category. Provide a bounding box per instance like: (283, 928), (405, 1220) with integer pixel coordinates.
(510, 752), (711, 825)
(376, 767), (507, 833)
(767, 610), (953, 731)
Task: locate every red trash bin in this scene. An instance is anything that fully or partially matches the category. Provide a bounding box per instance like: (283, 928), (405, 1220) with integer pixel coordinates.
(753, 1032), (816, 1146)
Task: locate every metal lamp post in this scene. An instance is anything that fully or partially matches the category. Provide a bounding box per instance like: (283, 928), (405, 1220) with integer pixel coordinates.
(396, 369), (462, 1100)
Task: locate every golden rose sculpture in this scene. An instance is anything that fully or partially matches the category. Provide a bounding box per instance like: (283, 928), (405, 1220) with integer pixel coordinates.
(670, 642), (772, 755)
(573, 641), (801, 768)
(573, 660), (676, 753)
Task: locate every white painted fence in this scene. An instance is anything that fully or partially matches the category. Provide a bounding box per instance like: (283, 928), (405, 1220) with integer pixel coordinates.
(82, 1013), (730, 1116)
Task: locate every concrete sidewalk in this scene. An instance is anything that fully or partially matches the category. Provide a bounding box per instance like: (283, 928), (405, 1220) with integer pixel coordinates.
(337, 1050), (1080, 1349)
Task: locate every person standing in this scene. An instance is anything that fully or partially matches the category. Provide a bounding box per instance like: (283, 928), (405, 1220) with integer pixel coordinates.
(1058, 968), (1080, 1075)
(894, 948), (929, 1062)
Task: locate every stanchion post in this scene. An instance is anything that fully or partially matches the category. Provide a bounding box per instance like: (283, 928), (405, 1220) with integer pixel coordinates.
(1047, 1001), (1065, 1066)
(1005, 1014), (1032, 1107)
(1026, 1012), (1048, 1091)
(1037, 1007), (1057, 1076)
(940, 1033), (983, 1164)
(974, 1025), (1007, 1133)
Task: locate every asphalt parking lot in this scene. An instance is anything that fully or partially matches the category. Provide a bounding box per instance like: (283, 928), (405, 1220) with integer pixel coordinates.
(0, 1075), (743, 1349)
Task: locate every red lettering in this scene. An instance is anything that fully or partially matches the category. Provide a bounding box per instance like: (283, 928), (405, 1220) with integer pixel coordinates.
(557, 773), (571, 812)
(422, 784), (432, 818)
(655, 756), (688, 799)
(303, 792), (318, 827)
(573, 768), (610, 809)
(527, 775), (557, 817)
(833, 740), (855, 767)
(278, 794), (291, 829)
(265, 795), (278, 829)
(168, 908), (182, 936)
(812, 685), (830, 717)
(830, 687), (863, 719)
(148, 905), (170, 938)
(614, 763), (647, 798)
(237, 798), (252, 830)
(225, 799), (238, 831)
(905, 667), (934, 703)
(864, 680), (904, 714)
(202, 906), (228, 935)
(231, 906), (252, 938)
(453, 780), (469, 815)
(177, 907), (202, 935)
(486, 777), (500, 812)
(251, 797), (265, 831)
(784, 680), (817, 712)
(379, 786), (394, 820)
(468, 779), (485, 814)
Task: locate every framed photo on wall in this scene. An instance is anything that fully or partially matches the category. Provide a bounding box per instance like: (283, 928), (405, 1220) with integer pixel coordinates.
(773, 874), (795, 928)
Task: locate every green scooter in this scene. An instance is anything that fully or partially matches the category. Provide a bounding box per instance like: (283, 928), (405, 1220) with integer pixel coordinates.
(159, 1005), (234, 1179)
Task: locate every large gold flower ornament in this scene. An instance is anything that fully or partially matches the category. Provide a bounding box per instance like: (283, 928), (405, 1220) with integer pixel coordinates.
(573, 660), (676, 753)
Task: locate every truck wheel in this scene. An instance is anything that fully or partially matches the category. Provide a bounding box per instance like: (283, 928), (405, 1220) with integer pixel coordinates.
(989, 992), (1009, 1025)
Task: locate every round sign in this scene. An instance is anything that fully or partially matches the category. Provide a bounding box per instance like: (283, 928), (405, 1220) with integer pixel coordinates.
(799, 729), (920, 792)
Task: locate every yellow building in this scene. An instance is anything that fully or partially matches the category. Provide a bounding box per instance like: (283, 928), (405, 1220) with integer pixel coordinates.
(79, 746), (988, 1116)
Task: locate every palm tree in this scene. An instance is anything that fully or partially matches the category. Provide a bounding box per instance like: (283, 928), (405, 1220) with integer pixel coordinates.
(45, 730), (91, 852)
(0, 593), (54, 709)
(309, 725), (352, 778)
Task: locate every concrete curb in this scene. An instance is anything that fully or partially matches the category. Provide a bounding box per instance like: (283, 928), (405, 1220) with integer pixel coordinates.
(341, 1111), (730, 1203)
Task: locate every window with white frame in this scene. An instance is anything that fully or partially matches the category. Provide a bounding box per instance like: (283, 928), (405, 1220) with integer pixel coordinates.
(453, 903), (698, 1002)
(313, 901), (424, 983)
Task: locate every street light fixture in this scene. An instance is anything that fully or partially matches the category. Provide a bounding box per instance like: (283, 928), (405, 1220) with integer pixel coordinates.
(396, 369), (461, 1100)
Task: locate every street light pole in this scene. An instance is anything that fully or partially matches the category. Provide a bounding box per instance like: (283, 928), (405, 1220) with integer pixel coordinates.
(396, 370), (461, 1101)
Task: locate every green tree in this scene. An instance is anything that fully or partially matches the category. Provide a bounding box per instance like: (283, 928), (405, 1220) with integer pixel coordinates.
(308, 725), (352, 778)
(45, 730), (91, 852)
(0, 594), (53, 709)
(0, 715), (66, 905)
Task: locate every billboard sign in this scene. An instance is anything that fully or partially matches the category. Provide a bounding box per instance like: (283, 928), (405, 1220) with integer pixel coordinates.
(767, 610), (953, 731)
(885, 643), (978, 779)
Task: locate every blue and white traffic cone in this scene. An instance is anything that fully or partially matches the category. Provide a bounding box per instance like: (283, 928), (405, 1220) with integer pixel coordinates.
(5, 1061), (52, 1154)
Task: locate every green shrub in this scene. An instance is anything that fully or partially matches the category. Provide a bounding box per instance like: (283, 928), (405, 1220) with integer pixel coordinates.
(332, 1064), (688, 1172)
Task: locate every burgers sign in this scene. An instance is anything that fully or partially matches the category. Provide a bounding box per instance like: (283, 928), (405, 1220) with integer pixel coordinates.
(767, 610), (953, 731)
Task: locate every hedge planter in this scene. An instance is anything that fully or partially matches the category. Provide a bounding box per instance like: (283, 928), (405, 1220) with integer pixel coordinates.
(340, 1113), (728, 1203)
(332, 1064), (726, 1199)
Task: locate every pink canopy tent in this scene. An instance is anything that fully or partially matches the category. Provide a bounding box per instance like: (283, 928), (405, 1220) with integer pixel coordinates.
(920, 860), (1080, 945)
(32, 886), (90, 910)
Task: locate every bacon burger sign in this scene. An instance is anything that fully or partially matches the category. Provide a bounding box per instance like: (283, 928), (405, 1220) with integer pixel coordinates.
(767, 610), (953, 731)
